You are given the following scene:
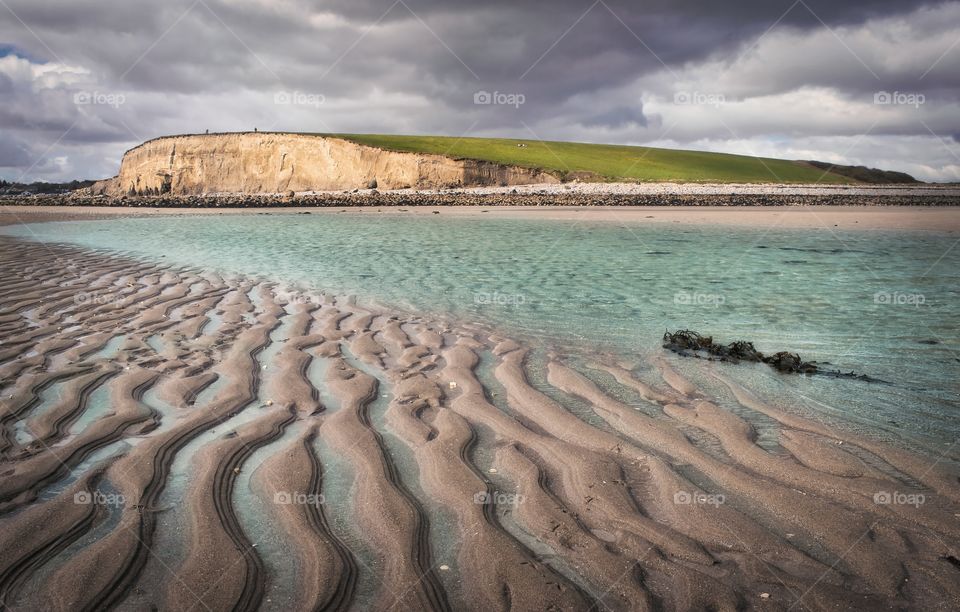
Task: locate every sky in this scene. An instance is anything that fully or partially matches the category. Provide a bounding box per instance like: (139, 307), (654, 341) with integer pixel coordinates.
(0, 0), (958, 182)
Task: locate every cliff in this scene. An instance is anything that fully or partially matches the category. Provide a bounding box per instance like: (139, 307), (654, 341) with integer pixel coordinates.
(90, 132), (559, 196)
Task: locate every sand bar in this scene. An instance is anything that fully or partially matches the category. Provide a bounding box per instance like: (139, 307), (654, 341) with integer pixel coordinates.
(2, 204), (959, 232)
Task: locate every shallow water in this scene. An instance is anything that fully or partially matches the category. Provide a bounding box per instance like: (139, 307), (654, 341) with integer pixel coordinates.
(6, 213), (959, 448)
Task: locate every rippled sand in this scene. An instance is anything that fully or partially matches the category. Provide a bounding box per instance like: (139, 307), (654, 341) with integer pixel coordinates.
(0, 234), (958, 611)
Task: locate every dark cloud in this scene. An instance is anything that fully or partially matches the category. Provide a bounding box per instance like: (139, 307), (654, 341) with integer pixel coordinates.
(0, 133), (35, 167)
(0, 0), (957, 181)
(0, 43), (42, 61)
(581, 105), (648, 129)
(314, 0), (931, 27)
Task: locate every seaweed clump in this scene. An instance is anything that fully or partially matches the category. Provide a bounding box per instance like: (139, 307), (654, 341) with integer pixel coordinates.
(662, 330), (882, 381)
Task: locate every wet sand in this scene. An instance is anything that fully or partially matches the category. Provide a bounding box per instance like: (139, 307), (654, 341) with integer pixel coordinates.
(0, 219), (958, 610)
(2, 203), (960, 232)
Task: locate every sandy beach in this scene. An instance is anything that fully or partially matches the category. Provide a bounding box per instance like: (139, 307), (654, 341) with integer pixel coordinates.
(2, 203), (960, 232)
(0, 208), (958, 610)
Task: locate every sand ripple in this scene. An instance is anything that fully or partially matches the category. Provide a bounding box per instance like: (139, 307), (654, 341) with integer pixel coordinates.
(0, 236), (957, 611)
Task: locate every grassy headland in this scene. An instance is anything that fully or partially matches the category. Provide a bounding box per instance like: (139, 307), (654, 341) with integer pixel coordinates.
(330, 133), (856, 184)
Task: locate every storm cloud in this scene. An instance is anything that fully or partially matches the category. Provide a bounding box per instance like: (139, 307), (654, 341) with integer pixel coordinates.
(1, 0), (957, 181)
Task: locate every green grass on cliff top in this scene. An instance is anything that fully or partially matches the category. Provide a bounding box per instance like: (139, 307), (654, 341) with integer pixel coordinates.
(326, 133), (852, 184)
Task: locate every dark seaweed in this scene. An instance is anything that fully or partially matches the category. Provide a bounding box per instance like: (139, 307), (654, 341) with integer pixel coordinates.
(662, 329), (887, 382)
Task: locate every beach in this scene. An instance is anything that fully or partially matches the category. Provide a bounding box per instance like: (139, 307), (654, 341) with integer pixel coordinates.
(0, 206), (958, 610)
(3, 202), (960, 232)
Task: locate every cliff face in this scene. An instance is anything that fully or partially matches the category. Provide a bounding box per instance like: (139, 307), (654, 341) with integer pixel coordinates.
(91, 133), (559, 196)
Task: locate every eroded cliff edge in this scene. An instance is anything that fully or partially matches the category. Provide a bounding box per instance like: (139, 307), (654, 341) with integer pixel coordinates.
(90, 132), (560, 196)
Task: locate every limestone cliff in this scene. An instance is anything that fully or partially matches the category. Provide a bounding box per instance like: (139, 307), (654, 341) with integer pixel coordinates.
(91, 132), (559, 196)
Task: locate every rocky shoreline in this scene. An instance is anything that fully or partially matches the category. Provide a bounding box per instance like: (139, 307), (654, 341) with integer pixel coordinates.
(3, 189), (959, 208)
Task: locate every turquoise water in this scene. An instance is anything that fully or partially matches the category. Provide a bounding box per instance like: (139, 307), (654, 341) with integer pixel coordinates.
(5, 213), (959, 450)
